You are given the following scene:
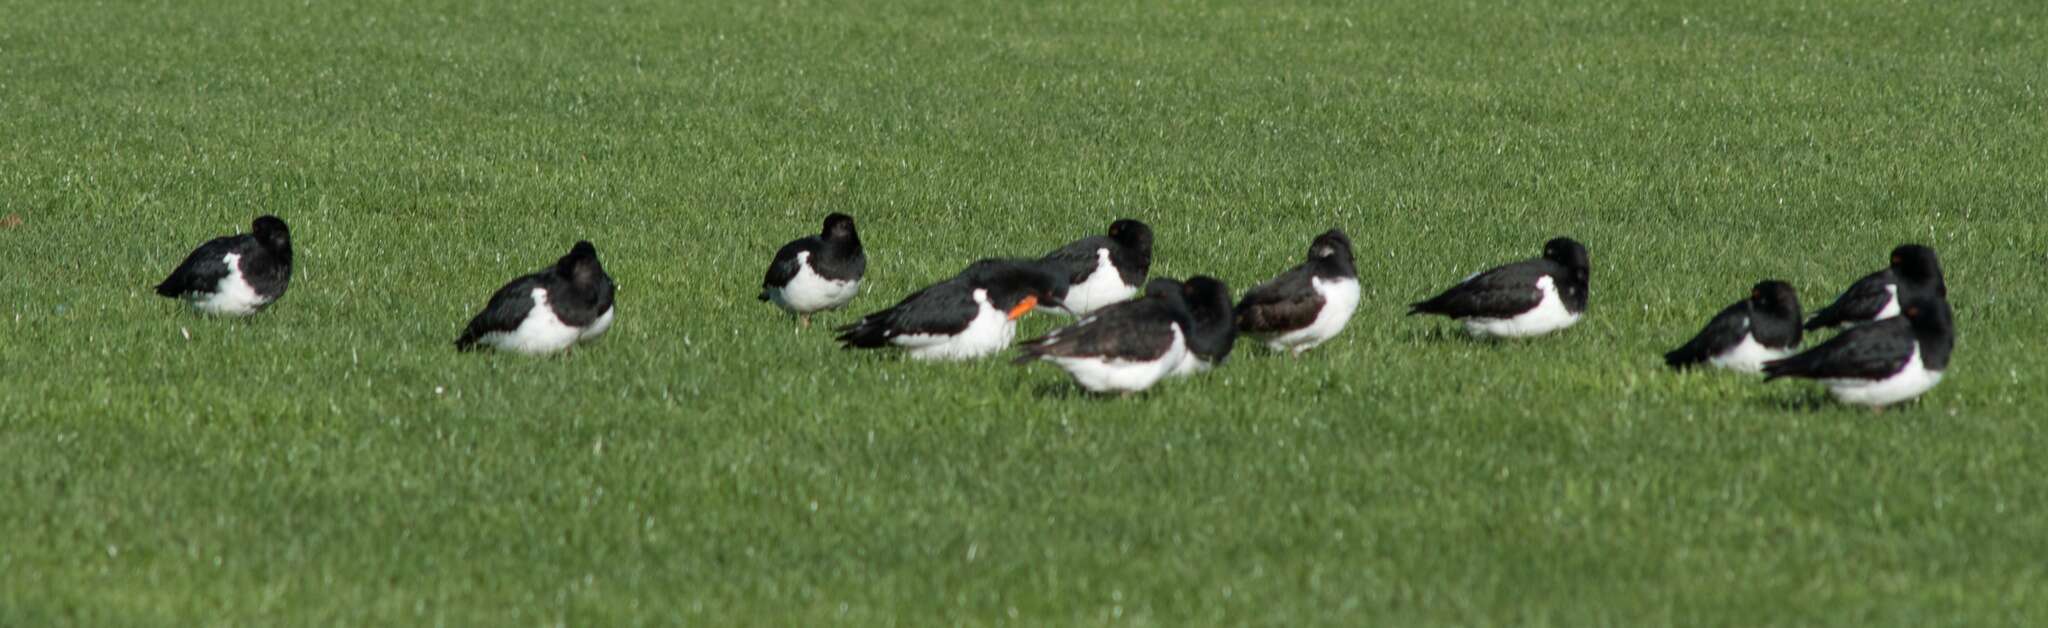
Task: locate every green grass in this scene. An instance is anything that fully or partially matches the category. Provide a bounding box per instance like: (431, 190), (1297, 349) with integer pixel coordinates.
(5, 0), (2047, 624)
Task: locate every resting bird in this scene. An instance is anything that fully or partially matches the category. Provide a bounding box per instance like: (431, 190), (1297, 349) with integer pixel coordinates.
(153, 215), (293, 316)
(1234, 229), (1360, 356)
(1038, 218), (1153, 317)
(455, 241), (616, 355)
(1763, 296), (1954, 410)
(1015, 278), (1194, 395)
(1663, 280), (1803, 373)
(1805, 244), (1945, 331)
(1409, 237), (1589, 339)
(759, 213), (866, 328)
(835, 259), (1066, 361)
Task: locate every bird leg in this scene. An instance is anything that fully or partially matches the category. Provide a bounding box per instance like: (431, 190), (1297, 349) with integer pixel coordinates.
(800, 313), (812, 329)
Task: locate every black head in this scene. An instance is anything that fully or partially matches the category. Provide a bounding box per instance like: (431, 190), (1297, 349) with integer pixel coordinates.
(822, 213), (858, 241)
(1181, 275), (1233, 316)
(1889, 244), (1944, 296)
(1542, 237), (1589, 271)
(1305, 229), (1356, 277)
(251, 215), (291, 255)
(1901, 297), (1955, 346)
(1107, 219), (1153, 252)
(558, 240), (607, 285)
(1749, 279), (1800, 318)
(970, 259), (1068, 316)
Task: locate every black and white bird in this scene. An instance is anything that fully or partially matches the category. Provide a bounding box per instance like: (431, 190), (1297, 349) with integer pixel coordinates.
(455, 241), (616, 355)
(1015, 278), (1193, 395)
(1804, 244), (1946, 331)
(1234, 229), (1360, 356)
(835, 259), (1066, 361)
(1172, 275), (1237, 376)
(1038, 218), (1153, 317)
(152, 215), (293, 316)
(759, 213), (866, 328)
(1763, 297), (1954, 409)
(1663, 280), (1804, 373)
(1409, 237), (1590, 339)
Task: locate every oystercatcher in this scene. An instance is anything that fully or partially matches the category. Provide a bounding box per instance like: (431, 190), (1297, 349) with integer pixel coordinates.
(1015, 278), (1193, 395)
(1764, 297), (1954, 409)
(760, 213), (866, 328)
(1663, 280), (1803, 373)
(835, 259), (1066, 361)
(1409, 237), (1589, 339)
(1234, 229), (1360, 356)
(152, 215), (293, 316)
(1805, 244), (1945, 331)
(1039, 218), (1152, 316)
(455, 241), (617, 355)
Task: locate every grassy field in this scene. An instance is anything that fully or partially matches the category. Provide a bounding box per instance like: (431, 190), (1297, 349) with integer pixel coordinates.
(5, 0), (2047, 624)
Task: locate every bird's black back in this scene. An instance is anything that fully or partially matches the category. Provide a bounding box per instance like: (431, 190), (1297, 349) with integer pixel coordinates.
(1408, 258), (1559, 319)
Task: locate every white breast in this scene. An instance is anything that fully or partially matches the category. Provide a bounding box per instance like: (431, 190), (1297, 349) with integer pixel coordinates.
(1169, 354), (1214, 377)
(1058, 249), (1138, 317)
(1708, 326), (1794, 374)
(1821, 344), (1944, 407)
(1259, 276), (1360, 355)
(189, 253), (272, 316)
(1871, 284), (1901, 321)
(479, 288), (584, 355)
(1463, 275), (1582, 338)
(767, 251), (861, 314)
(1048, 325), (1187, 393)
(895, 289), (1017, 361)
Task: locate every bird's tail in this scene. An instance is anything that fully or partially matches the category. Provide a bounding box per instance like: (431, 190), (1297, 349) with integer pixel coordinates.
(833, 315), (893, 348)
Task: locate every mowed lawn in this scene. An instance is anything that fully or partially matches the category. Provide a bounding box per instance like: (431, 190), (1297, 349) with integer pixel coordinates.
(4, 0), (2047, 624)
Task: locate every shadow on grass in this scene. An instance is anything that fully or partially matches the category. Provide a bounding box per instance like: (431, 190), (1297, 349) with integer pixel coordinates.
(1751, 386), (1836, 412)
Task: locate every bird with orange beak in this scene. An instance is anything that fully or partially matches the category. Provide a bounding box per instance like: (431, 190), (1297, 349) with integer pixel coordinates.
(835, 259), (1067, 361)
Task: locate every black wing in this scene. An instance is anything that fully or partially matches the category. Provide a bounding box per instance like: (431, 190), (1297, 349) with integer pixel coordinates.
(1763, 317), (1914, 381)
(835, 279), (976, 348)
(1233, 265), (1322, 334)
(1408, 259), (1550, 319)
(1016, 301), (1179, 363)
(153, 235), (245, 297)
(1804, 269), (1894, 330)
(1039, 236), (1111, 284)
(455, 275), (541, 350)
(1663, 302), (1750, 369)
(759, 237), (820, 298)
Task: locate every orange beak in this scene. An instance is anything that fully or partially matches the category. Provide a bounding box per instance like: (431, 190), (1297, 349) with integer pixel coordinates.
(1007, 295), (1038, 321)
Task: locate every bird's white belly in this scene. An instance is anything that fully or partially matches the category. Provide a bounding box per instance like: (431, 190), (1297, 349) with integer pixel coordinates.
(1059, 250), (1136, 317)
(1053, 327), (1187, 393)
(1709, 332), (1794, 374)
(189, 253), (271, 316)
(481, 288), (582, 355)
(897, 303), (1015, 361)
(1170, 354), (1214, 377)
(578, 306), (615, 340)
(1822, 345), (1944, 407)
(1263, 277), (1360, 353)
(1870, 284), (1901, 322)
(1464, 277), (1580, 338)
(769, 252), (861, 314)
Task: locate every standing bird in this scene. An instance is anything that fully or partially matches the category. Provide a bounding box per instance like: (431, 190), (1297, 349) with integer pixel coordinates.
(759, 213), (866, 328)
(153, 215), (294, 316)
(835, 259), (1066, 361)
(1804, 244), (1946, 331)
(1763, 297), (1954, 410)
(1015, 278), (1194, 395)
(1234, 229), (1360, 356)
(1409, 237), (1590, 339)
(1038, 218), (1153, 317)
(1172, 275), (1238, 376)
(455, 241), (616, 355)
(1663, 280), (1804, 373)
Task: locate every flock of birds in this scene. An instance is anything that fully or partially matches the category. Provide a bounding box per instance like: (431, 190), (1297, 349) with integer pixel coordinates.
(152, 214), (1956, 407)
